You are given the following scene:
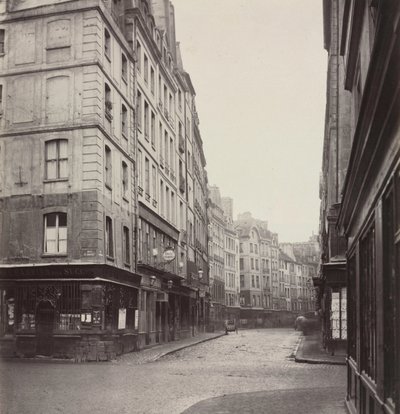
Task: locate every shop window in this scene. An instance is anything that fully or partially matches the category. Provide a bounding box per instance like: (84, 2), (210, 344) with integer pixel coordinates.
(360, 225), (376, 380)
(44, 212), (67, 254)
(105, 216), (114, 258)
(1, 289), (15, 335)
(45, 139), (68, 180)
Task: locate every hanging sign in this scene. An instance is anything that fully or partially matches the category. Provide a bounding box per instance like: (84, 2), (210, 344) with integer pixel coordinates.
(162, 248), (176, 262)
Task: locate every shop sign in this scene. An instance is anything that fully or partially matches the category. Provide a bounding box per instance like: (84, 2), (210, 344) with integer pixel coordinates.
(162, 248), (176, 262)
(118, 308), (126, 330)
(92, 310), (101, 325)
(134, 309), (139, 330)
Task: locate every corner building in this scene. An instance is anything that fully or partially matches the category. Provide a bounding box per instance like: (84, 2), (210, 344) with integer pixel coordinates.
(0, 0), (138, 359)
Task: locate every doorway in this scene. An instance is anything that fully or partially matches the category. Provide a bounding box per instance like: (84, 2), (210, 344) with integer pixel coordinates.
(36, 301), (55, 356)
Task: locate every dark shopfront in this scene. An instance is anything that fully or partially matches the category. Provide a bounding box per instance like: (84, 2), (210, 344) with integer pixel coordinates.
(0, 265), (141, 360)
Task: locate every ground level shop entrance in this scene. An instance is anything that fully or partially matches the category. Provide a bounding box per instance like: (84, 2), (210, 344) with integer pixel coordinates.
(0, 265), (141, 360)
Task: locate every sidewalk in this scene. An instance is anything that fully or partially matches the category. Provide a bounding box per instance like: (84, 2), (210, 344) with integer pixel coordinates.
(182, 386), (347, 414)
(116, 331), (225, 365)
(295, 332), (346, 365)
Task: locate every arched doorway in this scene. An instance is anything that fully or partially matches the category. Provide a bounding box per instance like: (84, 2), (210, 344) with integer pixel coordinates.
(36, 300), (55, 356)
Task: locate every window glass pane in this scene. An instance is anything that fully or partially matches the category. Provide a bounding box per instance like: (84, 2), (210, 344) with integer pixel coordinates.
(58, 226), (67, 242)
(59, 159), (68, 178)
(46, 141), (57, 160)
(58, 239), (67, 254)
(59, 140), (68, 158)
(58, 213), (67, 227)
(46, 213), (57, 227)
(46, 161), (57, 179)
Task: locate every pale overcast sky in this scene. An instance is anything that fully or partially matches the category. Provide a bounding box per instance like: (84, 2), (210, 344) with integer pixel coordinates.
(173, 0), (326, 243)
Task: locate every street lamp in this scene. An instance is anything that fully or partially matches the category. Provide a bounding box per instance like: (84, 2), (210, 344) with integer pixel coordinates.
(198, 269), (203, 280)
(150, 275), (156, 287)
(167, 279), (173, 289)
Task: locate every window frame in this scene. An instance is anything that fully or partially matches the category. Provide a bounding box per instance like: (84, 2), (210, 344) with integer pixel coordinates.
(43, 212), (67, 255)
(44, 139), (68, 181)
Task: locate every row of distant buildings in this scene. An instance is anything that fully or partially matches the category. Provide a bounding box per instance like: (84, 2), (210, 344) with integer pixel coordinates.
(0, 0), (317, 361)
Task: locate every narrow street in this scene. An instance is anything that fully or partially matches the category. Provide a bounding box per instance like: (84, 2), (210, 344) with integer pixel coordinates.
(0, 329), (346, 414)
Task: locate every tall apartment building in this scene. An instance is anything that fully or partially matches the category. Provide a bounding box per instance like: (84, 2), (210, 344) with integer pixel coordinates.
(321, 1), (400, 412)
(208, 186), (225, 329)
(221, 197), (240, 321)
(0, 0), (138, 359)
(127, 0), (208, 346)
(0, 0), (209, 359)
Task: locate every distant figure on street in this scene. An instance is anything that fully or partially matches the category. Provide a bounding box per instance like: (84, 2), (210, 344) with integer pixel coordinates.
(294, 315), (306, 331)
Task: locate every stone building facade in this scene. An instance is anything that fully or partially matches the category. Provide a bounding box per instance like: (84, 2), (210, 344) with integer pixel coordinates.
(0, 0), (138, 359)
(0, 0), (209, 359)
(321, 1), (400, 412)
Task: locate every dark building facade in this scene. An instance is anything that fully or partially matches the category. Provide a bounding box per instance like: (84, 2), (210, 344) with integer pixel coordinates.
(321, 1), (400, 413)
(0, 0), (139, 360)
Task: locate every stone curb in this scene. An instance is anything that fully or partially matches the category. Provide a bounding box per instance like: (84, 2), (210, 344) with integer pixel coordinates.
(152, 332), (226, 361)
(294, 336), (346, 366)
(0, 333), (226, 365)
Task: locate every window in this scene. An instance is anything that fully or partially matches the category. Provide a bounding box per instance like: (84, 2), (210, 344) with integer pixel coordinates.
(256, 259), (259, 271)
(144, 101), (149, 139)
(151, 111), (155, 147)
(105, 216), (114, 258)
(44, 212), (67, 254)
(144, 54), (148, 83)
(123, 226), (130, 265)
(45, 139), (68, 180)
(150, 67), (155, 94)
(137, 149), (143, 189)
(251, 258), (254, 270)
(250, 243), (253, 253)
(104, 28), (110, 59)
(121, 53), (127, 81)
(178, 89), (182, 109)
(137, 90), (142, 130)
(251, 275), (255, 288)
(160, 180), (164, 215)
(255, 244), (258, 254)
(136, 41), (141, 72)
(240, 275), (244, 288)
(105, 83), (112, 120)
(122, 161), (128, 198)
(152, 165), (156, 200)
(121, 104), (127, 136)
(256, 276), (260, 288)
(144, 158), (150, 197)
(105, 145), (112, 188)
(0, 30), (4, 54)
(171, 191), (175, 224)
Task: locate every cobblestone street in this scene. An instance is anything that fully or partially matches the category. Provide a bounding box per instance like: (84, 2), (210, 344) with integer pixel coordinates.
(0, 329), (346, 414)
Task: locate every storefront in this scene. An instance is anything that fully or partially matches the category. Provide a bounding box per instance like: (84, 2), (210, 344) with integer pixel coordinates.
(0, 264), (141, 360)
